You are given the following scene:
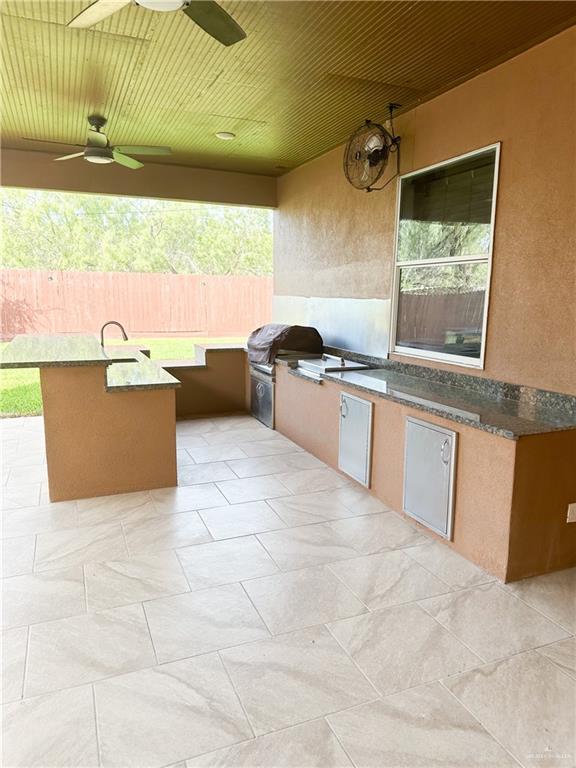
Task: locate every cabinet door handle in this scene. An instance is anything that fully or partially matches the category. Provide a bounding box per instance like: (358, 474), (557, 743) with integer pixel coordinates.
(440, 438), (451, 465)
(341, 399), (349, 418)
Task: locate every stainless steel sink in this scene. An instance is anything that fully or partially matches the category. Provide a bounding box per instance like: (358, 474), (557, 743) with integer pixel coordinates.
(298, 354), (369, 374)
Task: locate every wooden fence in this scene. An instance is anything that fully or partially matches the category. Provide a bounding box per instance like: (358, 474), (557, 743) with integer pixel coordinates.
(0, 269), (272, 339)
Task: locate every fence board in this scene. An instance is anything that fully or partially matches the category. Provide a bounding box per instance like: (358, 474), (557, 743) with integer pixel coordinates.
(0, 269), (272, 339)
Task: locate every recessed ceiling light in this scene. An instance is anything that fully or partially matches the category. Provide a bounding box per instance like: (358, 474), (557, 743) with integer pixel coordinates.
(216, 131), (236, 140)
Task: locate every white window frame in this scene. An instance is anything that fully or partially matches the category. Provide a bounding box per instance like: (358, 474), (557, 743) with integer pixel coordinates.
(390, 143), (501, 369)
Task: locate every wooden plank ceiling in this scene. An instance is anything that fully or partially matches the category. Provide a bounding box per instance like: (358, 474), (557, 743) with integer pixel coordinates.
(2, 1), (575, 176)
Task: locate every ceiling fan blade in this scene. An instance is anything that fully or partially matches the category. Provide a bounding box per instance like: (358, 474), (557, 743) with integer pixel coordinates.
(113, 150), (144, 169)
(87, 129), (108, 148)
(54, 152), (85, 162)
(114, 146), (171, 155)
(68, 0), (132, 28)
(22, 138), (84, 148)
(183, 0), (246, 46)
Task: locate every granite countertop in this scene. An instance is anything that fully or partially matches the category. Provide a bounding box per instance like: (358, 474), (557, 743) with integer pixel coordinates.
(0, 335), (179, 391)
(104, 348), (180, 392)
(321, 368), (576, 439)
(0, 334), (137, 368)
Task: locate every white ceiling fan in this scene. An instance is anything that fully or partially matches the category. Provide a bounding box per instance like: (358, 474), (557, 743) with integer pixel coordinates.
(23, 115), (171, 170)
(68, 0), (246, 47)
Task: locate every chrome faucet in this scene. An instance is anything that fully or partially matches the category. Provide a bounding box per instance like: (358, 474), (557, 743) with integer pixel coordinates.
(100, 321), (128, 347)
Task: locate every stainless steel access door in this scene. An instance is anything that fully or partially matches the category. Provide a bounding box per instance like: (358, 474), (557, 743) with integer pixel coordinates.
(403, 417), (457, 539)
(250, 370), (274, 429)
(338, 392), (373, 487)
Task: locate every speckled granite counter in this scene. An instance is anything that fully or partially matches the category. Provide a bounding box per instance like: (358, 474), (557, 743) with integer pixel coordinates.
(105, 349), (180, 391)
(322, 368), (576, 439)
(0, 334), (136, 368)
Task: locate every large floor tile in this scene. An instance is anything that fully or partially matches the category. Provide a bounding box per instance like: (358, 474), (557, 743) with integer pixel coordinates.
(240, 438), (305, 458)
(204, 427), (275, 446)
(85, 551), (190, 611)
(123, 510), (212, 555)
(220, 625), (377, 735)
(227, 452), (325, 479)
(95, 654), (252, 768)
(177, 418), (217, 435)
(243, 565), (366, 634)
(34, 521), (128, 572)
(445, 651), (576, 768)
(420, 583), (570, 662)
(1, 534), (35, 577)
(6, 464), (48, 486)
(535, 637), (576, 680)
(186, 719), (353, 767)
(199, 501), (285, 539)
(213, 415), (265, 432)
(177, 448), (196, 467)
(274, 468), (349, 494)
(326, 512), (428, 554)
(327, 604), (481, 696)
(1, 626), (27, 704)
(186, 445), (248, 465)
(328, 550), (451, 610)
(0, 483), (42, 510)
(325, 484), (390, 516)
(504, 567), (576, 633)
(175, 434), (211, 451)
(404, 540), (495, 589)
(327, 682), (517, 767)
(215, 476), (291, 504)
(2, 501), (78, 537)
(76, 491), (159, 527)
(144, 583), (269, 662)
(268, 490), (362, 527)
(25, 603), (156, 696)
(2, 685), (99, 767)
(178, 462), (238, 486)
(177, 536), (278, 590)
(150, 484), (228, 514)
(2, 566), (86, 629)
(257, 523), (369, 571)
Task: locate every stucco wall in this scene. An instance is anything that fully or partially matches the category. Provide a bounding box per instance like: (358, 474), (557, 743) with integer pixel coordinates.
(0, 148), (277, 208)
(273, 27), (576, 394)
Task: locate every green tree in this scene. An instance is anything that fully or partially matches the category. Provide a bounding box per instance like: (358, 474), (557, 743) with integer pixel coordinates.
(0, 189), (273, 275)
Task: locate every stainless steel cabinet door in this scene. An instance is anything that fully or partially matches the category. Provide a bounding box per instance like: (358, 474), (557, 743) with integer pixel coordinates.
(403, 417), (457, 539)
(338, 392), (373, 487)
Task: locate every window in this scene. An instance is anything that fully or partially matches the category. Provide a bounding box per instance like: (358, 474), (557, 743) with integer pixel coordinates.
(391, 144), (499, 367)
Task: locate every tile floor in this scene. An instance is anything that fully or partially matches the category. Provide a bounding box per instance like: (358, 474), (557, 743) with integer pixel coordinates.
(1, 414), (575, 768)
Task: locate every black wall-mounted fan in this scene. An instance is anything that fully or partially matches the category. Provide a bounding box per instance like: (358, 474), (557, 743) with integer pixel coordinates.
(343, 104), (401, 192)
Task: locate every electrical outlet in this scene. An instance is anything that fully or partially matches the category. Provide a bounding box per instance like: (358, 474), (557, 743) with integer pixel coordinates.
(567, 503), (576, 523)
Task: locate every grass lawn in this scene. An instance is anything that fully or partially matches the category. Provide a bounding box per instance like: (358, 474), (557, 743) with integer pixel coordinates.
(0, 336), (245, 418)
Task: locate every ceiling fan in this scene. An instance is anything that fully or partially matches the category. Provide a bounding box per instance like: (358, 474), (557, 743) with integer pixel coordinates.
(67, 0), (246, 47)
(23, 115), (172, 170)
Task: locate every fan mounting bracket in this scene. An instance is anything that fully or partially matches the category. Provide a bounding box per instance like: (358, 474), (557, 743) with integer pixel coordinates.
(87, 115), (107, 132)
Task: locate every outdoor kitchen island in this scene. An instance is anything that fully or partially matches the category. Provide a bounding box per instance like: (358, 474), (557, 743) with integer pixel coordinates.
(0, 334), (180, 501)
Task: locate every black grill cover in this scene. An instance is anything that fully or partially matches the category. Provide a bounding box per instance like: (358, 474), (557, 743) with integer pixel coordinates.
(247, 324), (323, 364)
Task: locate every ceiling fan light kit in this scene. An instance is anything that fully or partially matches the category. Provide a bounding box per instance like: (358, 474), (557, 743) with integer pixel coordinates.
(84, 146), (115, 164)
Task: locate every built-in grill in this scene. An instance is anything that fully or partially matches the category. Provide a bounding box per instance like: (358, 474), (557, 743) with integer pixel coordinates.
(247, 324), (324, 428)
